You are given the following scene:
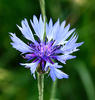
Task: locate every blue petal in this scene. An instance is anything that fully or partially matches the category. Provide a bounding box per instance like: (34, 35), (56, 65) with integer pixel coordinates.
(61, 33), (84, 54)
(17, 19), (36, 43)
(54, 20), (66, 43)
(30, 15), (45, 41)
(63, 24), (70, 35)
(46, 19), (59, 41)
(45, 63), (68, 81)
(53, 68), (69, 79)
(45, 63), (63, 72)
(10, 33), (32, 54)
(39, 15), (45, 40)
(20, 61), (39, 78)
(30, 16), (39, 37)
(62, 28), (75, 42)
(44, 62), (50, 71)
(60, 24), (71, 41)
(46, 18), (53, 41)
(53, 63), (63, 68)
(52, 19), (60, 40)
(49, 66), (69, 81)
(60, 20), (66, 30)
(49, 67), (56, 81)
(54, 23), (72, 45)
(49, 18), (53, 28)
(56, 55), (76, 64)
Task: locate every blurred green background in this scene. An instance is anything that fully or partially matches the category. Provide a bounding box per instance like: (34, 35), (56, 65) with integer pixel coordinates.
(0, 0), (95, 100)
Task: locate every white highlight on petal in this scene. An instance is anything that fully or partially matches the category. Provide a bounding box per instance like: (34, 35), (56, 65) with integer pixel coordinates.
(17, 19), (36, 43)
(10, 33), (32, 54)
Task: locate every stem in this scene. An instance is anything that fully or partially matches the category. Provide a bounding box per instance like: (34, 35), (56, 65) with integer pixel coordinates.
(50, 79), (57, 100)
(38, 73), (44, 100)
(38, 1), (45, 100)
(39, 0), (46, 18)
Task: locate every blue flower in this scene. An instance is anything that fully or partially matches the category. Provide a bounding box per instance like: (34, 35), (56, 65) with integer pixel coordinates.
(10, 15), (83, 81)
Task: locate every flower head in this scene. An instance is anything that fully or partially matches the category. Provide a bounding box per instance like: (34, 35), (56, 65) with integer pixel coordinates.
(10, 15), (83, 81)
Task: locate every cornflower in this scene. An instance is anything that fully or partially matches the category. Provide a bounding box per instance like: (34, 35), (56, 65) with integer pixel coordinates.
(10, 15), (83, 81)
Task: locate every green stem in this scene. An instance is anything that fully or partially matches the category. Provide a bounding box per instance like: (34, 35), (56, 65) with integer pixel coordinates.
(39, 0), (46, 18)
(50, 79), (57, 100)
(38, 73), (44, 100)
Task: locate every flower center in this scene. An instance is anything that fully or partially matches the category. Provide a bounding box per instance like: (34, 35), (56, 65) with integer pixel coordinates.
(24, 40), (61, 65)
(37, 41), (53, 58)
